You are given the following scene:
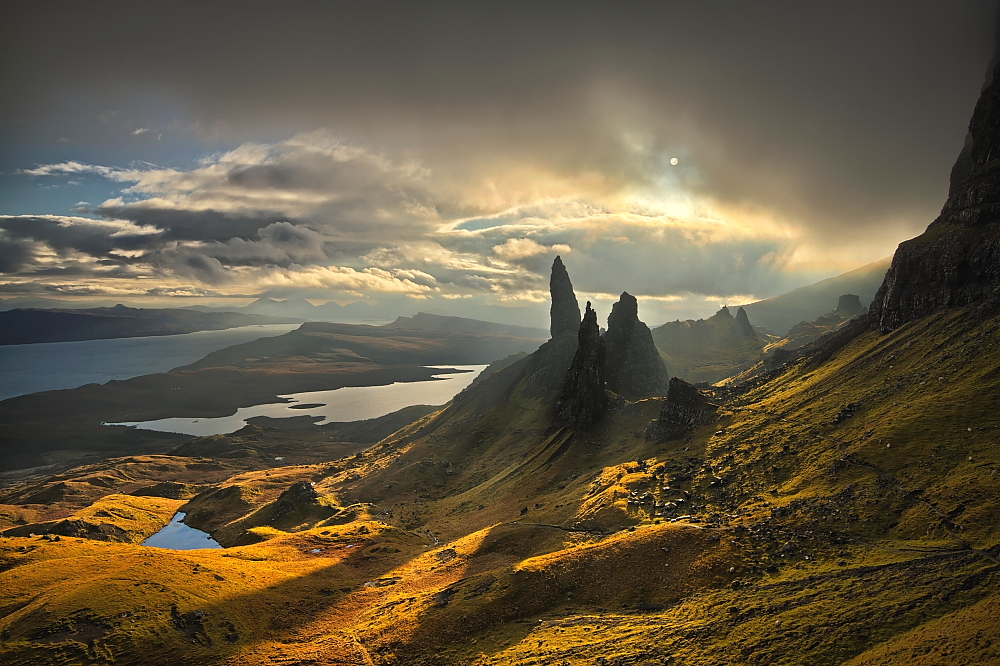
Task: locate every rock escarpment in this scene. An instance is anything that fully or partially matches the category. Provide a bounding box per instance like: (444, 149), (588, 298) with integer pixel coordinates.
(603, 291), (670, 398)
(870, 27), (1000, 332)
(549, 256), (582, 338)
(645, 377), (719, 440)
(553, 302), (606, 429)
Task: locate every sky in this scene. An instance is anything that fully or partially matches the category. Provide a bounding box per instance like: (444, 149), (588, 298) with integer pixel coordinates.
(1, 1), (996, 325)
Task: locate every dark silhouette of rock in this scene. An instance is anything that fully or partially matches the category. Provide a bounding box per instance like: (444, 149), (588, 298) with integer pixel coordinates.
(645, 378), (719, 440)
(870, 22), (1000, 332)
(549, 256), (581, 338)
(834, 294), (864, 317)
(553, 302), (606, 429)
(604, 291), (670, 398)
(733, 306), (758, 340)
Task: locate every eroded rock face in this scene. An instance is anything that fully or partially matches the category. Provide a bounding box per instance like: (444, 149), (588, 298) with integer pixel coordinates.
(870, 36), (1000, 333)
(553, 302), (606, 429)
(604, 291), (670, 398)
(550, 256), (582, 338)
(646, 377), (718, 440)
(734, 306), (758, 340)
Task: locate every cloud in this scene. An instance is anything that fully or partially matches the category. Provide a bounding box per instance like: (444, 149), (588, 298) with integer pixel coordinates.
(492, 238), (570, 261)
(0, 131), (872, 305)
(131, 127), (149, 135)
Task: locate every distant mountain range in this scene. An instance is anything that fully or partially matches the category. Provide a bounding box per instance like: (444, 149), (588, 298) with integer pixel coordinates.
(0, 305), (300, 346)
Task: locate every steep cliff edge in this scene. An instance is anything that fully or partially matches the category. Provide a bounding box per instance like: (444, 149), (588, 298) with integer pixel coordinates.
(870, 25), (1000, 332)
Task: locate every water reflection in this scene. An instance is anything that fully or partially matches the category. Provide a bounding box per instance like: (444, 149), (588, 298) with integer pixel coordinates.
(112, 364), (487, 436)
(142, 512), (222, 550)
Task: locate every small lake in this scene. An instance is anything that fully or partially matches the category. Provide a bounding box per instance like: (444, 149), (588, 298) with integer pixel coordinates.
(112, 364), (488, 436)
(142, 512), (222, 550)
(0, 323), (301, 401)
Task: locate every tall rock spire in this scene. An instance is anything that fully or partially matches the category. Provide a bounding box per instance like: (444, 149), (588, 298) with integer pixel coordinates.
(604, 291), (670, 398)
(733, 306), (758, 340)
(553, 301), (606, 429)
(549, 256), (582, 338)
(870, 15), (1000, 332)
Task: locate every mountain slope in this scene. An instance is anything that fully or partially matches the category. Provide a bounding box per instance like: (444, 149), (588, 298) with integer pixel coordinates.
(740, 257), (890, 336)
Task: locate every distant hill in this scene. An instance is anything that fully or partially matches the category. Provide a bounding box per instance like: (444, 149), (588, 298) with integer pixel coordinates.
(385, 312), (548, 339)
(765, 293), (867, 353)
(0, 305), (301, 346)
(739, 257), (890, 335)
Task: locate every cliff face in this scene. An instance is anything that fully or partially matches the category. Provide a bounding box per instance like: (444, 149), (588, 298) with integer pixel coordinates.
(549, 256), (582, 338)
(870, 29), (1000, 332)
(553, 302), (606, 429)
(603, 292), (670, 398)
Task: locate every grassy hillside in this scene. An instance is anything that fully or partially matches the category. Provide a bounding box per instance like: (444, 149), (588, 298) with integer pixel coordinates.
(1, 302), (997, 664)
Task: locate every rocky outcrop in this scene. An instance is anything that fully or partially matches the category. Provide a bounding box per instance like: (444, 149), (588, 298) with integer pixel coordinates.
(550, 256), (582, 338)
(834, 294), (864, 318)
(645, 377), (719, 440)
(734, 306), (758, 340)
(870, 24), (1000, 332)
(271, 481), (321, 521)
(553, 302), (606, 429)
(603, 291), (670, 398)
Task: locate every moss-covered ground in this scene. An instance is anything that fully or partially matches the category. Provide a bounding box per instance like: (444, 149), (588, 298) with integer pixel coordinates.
(1, 306), (998, 664)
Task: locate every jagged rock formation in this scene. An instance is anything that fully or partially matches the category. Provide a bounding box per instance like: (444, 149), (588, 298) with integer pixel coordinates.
(870, 25), (1000, 332)
(553, 302), (606, 429)
(733, 306), (758, 340)
(603, 292), (670, 398)
(645, 377), (719, 440)
(549, 256), (582, 338)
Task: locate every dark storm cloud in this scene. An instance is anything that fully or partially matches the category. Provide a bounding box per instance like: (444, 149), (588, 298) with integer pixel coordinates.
(2, 1), (998, 307)
(3, 1), (995, 240)
(0, 216), (162, 267)
(93, 204), (285, 243)
(0, 238), (35, 273)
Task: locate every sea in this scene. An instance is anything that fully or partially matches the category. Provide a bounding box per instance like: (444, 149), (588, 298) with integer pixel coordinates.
(0, 324), (300, 401)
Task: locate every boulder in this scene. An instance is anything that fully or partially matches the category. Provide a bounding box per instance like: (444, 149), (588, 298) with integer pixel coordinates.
(647, 377), (719, 440)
